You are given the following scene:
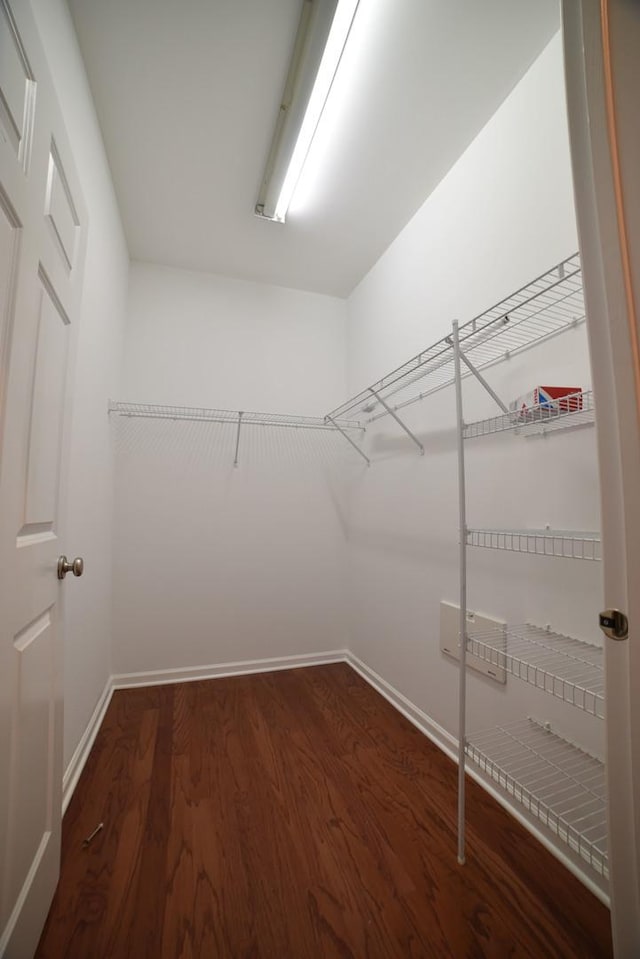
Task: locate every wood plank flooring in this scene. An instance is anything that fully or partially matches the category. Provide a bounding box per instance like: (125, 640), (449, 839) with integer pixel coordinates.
(36, 663), (612, 958)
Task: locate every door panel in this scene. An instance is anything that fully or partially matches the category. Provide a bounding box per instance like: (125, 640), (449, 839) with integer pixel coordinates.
(8, 610), (55, 911)
(23, 277), (69, 530)
(0, 1), (87, 955)
(44, 143), (78, 273)
(0, 0), (36, 171)
(0, 189), (20, 439)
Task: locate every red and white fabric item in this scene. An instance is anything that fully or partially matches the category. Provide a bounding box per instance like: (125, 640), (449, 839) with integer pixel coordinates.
(509, 386), (583, 421)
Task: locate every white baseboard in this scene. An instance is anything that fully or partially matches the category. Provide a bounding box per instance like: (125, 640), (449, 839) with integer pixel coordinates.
(62, 677), (114, 815)
(111, 649), (349, 690)
(345, 651), (459, 759)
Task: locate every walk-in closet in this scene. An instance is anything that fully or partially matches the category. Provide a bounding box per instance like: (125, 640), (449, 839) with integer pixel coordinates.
(1, 1), (638, 957)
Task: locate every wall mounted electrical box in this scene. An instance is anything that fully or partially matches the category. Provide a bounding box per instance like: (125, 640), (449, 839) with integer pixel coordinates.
(440, 601), (506, 684)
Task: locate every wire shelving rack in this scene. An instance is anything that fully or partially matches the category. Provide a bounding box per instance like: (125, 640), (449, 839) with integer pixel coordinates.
(466, 528), (601, 560)
(109, 401), (361, 431)
(466, 718), (608, 878)
(464, 389), (595, 439)
(467, 624), (604, 718)
(108, 402), (364, 467)
(448, 252), (606, 889)
(325, 253), (585, 462)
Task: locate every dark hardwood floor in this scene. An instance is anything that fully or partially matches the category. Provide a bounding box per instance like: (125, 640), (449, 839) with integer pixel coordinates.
(36, 663), (612, 958)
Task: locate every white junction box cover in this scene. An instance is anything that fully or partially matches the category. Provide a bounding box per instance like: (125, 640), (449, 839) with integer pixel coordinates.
(440, 601), (506, 684)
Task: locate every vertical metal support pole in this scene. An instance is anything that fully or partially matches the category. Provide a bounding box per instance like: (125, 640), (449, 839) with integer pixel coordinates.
(452, 321), (467, 866)
(234, 411), (243, 468)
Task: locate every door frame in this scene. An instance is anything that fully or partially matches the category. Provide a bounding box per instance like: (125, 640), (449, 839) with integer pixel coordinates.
(562, 1), (640, 955)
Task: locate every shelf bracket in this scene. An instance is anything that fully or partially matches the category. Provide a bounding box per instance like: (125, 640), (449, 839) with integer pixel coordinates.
(326, 416), (370, 466)
(456, 347), (509, 414)
(369, 389), (424, 454)
(233, 411), (243, 467)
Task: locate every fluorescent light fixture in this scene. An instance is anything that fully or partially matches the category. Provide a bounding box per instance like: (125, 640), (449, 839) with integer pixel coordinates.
(255, 0), (360, 223)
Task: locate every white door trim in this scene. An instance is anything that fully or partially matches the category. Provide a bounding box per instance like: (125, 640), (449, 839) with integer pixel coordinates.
(562, 1), (640, 954)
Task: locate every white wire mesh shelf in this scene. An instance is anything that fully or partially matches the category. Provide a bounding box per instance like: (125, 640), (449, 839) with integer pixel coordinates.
(464, 390), (595, 439)
(466, 528), (601, 560)
(467, 624), (604, 718)
(466, 717), (608, 877)
(109, 402), (362, 432)
(326, 253), (584, 424)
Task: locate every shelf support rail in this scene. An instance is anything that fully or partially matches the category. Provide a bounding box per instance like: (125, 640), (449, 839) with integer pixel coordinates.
(325, 415), (370, 466)
(233, 411), (244, 468)
(369, 388), (425, 454)
(452, 320), (468, 866)
(452, 341), (509, 414)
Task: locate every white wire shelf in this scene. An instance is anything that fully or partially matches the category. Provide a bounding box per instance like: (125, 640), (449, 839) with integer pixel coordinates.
(466, 528), (601, 560)
(467, 624), (604, 718)
(466, 717), (608, 877)
(464, 390), (595, 439)
(109, 402), (362, 432)
(326, 253), (584, 424)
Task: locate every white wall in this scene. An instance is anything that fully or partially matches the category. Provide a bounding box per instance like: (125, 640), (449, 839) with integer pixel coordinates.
(30, 0), (129, 771)
(113, 264), (350, 675)
(345, 34), (605, 765)
(121, 263), (347, 414)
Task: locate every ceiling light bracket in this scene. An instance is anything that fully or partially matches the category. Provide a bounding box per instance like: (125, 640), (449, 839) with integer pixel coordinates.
(255, 0), (359, 222)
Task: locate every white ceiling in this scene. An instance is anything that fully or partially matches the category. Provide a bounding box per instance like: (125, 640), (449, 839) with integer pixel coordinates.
(68, 0), (560, 297)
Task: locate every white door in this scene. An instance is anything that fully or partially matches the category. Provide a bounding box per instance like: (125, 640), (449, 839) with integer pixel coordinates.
(0, 1), (87, 955)
(562, 2), (640, 956)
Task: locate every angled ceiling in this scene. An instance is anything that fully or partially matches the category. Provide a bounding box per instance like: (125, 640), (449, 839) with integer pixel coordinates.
(68, 0), (560, 297)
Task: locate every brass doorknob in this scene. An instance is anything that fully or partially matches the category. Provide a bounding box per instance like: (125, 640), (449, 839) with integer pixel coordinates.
(57, 555), (84, 580)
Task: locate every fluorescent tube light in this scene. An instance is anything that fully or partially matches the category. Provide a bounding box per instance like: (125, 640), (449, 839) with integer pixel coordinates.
(256, 0), (360, 223)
